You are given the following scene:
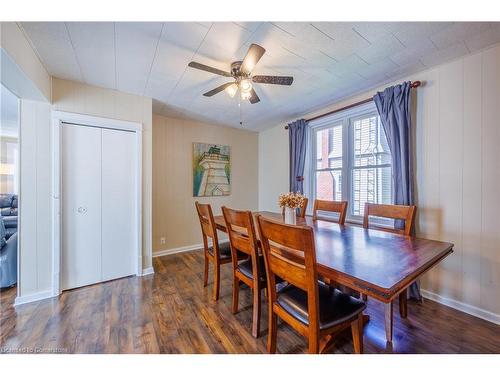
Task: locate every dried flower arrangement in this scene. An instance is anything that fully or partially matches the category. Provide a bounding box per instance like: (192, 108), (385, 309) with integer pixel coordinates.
(278, 192), (306, 209)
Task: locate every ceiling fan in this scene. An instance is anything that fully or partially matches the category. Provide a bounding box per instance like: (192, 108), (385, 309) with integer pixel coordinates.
(187, 44), (293, 104)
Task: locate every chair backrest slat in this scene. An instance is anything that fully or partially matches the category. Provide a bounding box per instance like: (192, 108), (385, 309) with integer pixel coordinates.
(222, 206), (259, 270)
(312, 199), (348, 224)
(195, 201), (221, 256)
(222, 207), (258, 256)
(363, 203), (416, 235)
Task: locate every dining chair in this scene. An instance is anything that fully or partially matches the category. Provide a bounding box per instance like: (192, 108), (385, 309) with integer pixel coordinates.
(363, 203), (416, 236)
(362, 202), (417, 317)
(281, 197), (309, 218)
(222, 206), (267, 338)
(256, 215), (366, 354)
(195, 202), (245, 301)
(312, 199), (348, 224)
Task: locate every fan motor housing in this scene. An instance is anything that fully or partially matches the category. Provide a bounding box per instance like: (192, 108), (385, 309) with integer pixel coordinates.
(231, 61), (246, 77)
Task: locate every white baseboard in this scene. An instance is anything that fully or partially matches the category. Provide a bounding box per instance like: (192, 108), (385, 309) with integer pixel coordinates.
(141, 267), (155, 276)
(153, 239), (229, 258)
(421, 289), (500, 325)
(153, 243), (204, 257)
(14, 289), (54, 306)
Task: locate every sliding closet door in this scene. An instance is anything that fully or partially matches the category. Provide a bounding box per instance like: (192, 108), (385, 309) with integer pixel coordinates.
(61, 124), (102, 290)
(101, 128), (137, 281)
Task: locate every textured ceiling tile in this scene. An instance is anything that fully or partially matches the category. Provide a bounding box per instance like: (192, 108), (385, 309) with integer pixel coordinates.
(310, 22), (371, 60)
(297, 24), (336, 51)
(357, 34), (405, 64)
(203, 22), (253, 56)
(115, 22), (163, 96)
(465, 23), (500, 52)
(145, 76), (180, 102)
(328, 54), (369, 78)
(66, 22), (116, 89)
(430, 22), (492, 50)
(389, 38), (437, 66)
(269, 22), (309, 37)
(20, 22), (83, 81)
(386, 61), (426, 81)
(197, 41), (241, 67)
(420, 42), (469, 67)
(146, 24), (209, 99)
(393, 22), (452, 46)
(352, 22), (401, 43)
(162, 22), (210, 51)
(247, 23), (301, 58)
(357, 58), (400, 79)
(234, 22), (263, 33)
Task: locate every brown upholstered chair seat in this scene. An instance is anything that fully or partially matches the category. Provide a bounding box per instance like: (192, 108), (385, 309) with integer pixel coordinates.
(237, 255), (266, 281)
(277, 283), (366, 330)
(207, 241), (232, 260)
(208, 242), (248, 262)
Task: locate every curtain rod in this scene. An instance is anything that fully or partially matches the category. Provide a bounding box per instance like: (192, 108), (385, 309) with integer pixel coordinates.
(284, 80), (421, 129)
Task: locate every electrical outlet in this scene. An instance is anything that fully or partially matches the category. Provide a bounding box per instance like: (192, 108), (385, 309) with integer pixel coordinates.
(160, 237), (166, 245)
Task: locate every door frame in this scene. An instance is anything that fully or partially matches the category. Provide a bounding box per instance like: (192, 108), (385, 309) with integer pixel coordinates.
(51, 111), (143, 296)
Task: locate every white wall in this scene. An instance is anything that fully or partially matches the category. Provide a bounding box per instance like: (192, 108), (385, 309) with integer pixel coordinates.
(258, 44), (500, 323)
(258, 124), (289, 212)
(18, 99), (52, 297)
(152, 114), (259, 254)
(52, 78), (153, 270)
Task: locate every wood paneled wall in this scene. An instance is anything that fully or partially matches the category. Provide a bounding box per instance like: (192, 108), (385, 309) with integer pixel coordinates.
(417, 45), (500, 319)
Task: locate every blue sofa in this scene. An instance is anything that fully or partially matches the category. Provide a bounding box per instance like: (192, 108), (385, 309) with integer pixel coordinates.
(0, 194), (18, 239)
(0, 194), (18, 288)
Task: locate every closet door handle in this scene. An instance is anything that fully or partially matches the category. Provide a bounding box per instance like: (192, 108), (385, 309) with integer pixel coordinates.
(77, 206), (88, 214)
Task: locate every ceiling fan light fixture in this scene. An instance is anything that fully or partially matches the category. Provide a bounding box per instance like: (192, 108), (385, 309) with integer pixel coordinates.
(225, 83), (238, 98)
(240, 78), (252, 93)
(187, 43), (292, 105)
(240, 90), (251, 100)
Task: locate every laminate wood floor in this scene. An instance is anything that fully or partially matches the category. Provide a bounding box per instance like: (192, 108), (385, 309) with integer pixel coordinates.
(1, 250), (499, 354)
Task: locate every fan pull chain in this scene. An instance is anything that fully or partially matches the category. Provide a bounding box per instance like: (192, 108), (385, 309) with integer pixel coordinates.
(239, 95), (243, 126)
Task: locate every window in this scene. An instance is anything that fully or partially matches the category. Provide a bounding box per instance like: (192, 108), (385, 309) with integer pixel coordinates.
(310, 103), (392, 221)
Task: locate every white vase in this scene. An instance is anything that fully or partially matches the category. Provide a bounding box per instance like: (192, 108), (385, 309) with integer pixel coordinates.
(284, 206), (296, 225)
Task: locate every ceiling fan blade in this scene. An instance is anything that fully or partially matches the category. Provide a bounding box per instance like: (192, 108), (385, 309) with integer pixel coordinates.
(252, 75), (294, 85)
(240, 44), (266, 74)
(248, 88), (260, 104)
(188, 61), (232, 77)
(203, 82), (235, 97)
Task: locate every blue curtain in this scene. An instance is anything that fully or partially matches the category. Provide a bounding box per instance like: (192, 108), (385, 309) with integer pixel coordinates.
(374, 81), (421, 300)
(288, 119), (308, 193)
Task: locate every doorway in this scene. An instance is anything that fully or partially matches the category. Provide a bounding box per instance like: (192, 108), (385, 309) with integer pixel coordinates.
(0, 84), (20, 289)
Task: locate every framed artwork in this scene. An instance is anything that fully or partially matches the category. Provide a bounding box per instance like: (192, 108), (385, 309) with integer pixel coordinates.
(192, 143), (231, 197)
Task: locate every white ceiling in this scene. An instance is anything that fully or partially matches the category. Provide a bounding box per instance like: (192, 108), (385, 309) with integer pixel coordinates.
(20, 22), (500, 131)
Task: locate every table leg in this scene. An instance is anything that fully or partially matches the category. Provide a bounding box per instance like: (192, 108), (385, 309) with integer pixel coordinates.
(385, 301), (393, 343)
(399, 290), (408, 318)
(362, 313), (370, 326)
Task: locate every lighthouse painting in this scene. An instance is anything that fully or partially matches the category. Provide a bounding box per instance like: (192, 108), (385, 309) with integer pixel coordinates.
(193, 143), (231, 197)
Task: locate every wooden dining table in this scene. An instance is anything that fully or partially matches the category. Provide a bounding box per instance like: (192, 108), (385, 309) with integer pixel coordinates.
(214, 211), (454, 343)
